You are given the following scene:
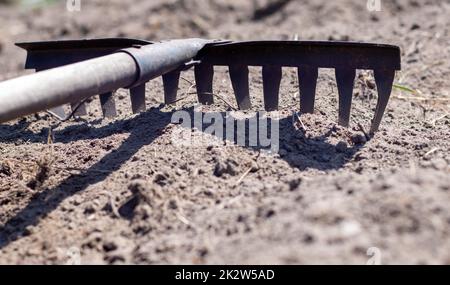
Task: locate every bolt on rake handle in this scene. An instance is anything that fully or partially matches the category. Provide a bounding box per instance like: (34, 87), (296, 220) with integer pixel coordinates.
(0, 39), (212, 123)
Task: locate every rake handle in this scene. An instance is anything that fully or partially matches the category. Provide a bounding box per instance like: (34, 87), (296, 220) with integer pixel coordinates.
(0, 53), (136, 123)
(0, 39), (211, 123)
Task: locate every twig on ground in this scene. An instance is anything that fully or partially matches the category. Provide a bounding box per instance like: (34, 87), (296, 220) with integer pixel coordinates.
(424, 147), (441, 157)
(235, 166), (253, 187)
(294, 112), (307, 130)
(46, 98), (89, 124)
(63, 166), (111, 174)
(169, 83), (197, 105)
(393, 95), (449, 102)
(180, 76), (195, 86)
(216, 194), (243, 210)
(187, 92), (238, 111)
(107, 192), (121, 218)
(180, 77), (239, 110)
(429, 113), (449, 126)
(176, 211), (199, 232)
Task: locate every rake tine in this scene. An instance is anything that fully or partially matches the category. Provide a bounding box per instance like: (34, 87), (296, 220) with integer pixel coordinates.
(129, 83), (146, 113)
(194, 63), (214, 105)
(298, 66), (319, 114)
(335, 68), (356, 127)
(371, 69), (395, 134)
(70, 101), (88, 117)
(262, 65), (282, 111)
(162, 71), (181, 104)
(99, 92), (117, 118)
(48, 106), (67, 120)
(229, 64), (251, 110)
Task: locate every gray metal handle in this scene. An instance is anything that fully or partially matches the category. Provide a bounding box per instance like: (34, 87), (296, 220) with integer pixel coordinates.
(0, 39), (211, 123)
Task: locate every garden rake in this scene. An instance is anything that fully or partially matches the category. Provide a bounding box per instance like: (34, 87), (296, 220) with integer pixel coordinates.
(0, 38), (401, 134)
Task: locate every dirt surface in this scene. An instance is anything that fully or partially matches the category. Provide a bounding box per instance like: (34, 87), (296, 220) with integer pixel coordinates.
(0, 0), (449, 265)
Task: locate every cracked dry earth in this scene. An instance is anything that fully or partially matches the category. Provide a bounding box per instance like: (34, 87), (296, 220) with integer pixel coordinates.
(0, 0), (449, 264)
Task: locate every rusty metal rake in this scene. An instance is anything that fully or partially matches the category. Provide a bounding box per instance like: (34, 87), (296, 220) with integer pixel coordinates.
(0, 38), (401, 134)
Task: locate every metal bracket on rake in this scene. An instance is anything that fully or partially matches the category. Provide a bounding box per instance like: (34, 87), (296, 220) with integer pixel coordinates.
(13, 39), (400, 133)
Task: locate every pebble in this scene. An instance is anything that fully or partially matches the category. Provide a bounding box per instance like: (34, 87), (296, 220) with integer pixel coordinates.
(250, 161), (260, 172)
(103, 241), (118, 252)
(279, 149), (288, 157)
(340, 221), (362, 238)
(410, 23), (421, 30)
(84, 203), (96, 215)
(167, 199), (178, 210)
(73, 196), (84, 206)
(303, 234), (315, 244)
(288, 178), (302, 191)
(23, 225), (36, 236)
(153, 172), (169, 186)
(351, 133), (367, 145)
(0, 161), (12, 176)
(336, 141), (348, 152)
(214, 159), (238, 177)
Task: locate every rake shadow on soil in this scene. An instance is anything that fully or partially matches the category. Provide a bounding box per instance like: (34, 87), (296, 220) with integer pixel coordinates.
(0, 106), (364, 249)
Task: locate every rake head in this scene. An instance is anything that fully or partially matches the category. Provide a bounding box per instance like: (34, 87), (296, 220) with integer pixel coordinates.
(16, 38), (401, 133)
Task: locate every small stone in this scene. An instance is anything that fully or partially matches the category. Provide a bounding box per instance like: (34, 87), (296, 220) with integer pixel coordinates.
(0, 161), (12, 176)
(340, 221), (362, 237)
(203, 190), (214, 197)
(355, 153), (367, 161)
(410, 23), (421, 30)
(336, 141), (348, 153)
(237, 214), (247, 223)
(23, 225), (35, 236)
(351, 133), (367, 145)
(103, 241), (118, 252)
(214, 159), (238, 177)
(288, 178), (302, 191)
(26, 247), (41, 256)
(198, 247), (209, 257)
(128, 179), (148, 194)
(153, 172), (169, 186)
(365, 79), (376, 90)
(84, 203), (96, 215)
(265, 209), (276, 218)
(279, 149), (288, 157)
(105, 254), (125, 264)
(303, 234), (315, 244)
(355, 165), (364, 174)
(250, 161), (260, 173)
(167, 199), (178, 210)
(73, 196), (84, 206)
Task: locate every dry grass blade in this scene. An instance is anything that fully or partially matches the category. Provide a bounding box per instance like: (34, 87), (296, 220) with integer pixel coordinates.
(294, 112), (307, 130)
(235, 166), (253, 187)
(424, 147), (441, 157)
(429, 113), (449, 126)
(393, 84), (418, 94)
